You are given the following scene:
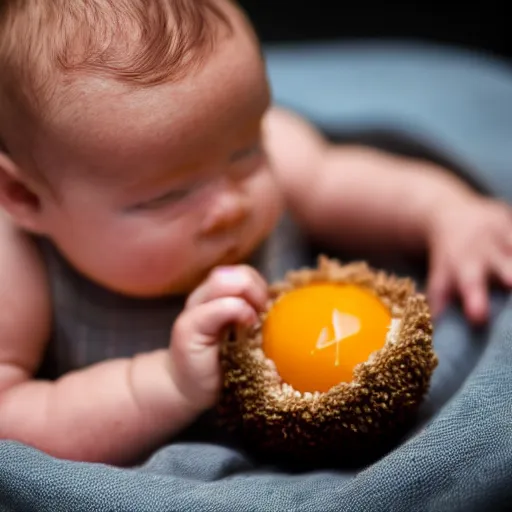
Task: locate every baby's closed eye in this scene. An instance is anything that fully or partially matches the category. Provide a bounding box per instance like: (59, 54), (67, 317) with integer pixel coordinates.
(135, 189), (193, 211)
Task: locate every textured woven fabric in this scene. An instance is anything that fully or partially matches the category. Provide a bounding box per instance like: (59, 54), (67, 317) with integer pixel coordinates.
(2, 42), (512, 512)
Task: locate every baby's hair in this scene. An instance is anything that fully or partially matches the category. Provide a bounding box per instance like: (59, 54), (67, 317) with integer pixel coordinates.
(0, 0), (232, 152)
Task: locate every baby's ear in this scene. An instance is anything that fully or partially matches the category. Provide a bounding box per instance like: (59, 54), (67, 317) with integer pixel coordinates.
(0, 151), (43, 233)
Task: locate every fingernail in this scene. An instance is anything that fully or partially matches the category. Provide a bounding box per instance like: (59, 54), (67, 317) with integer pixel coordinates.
(215, 266), (243, 283)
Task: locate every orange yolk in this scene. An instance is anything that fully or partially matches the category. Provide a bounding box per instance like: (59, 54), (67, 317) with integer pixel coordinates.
(262, 283), (392, 393)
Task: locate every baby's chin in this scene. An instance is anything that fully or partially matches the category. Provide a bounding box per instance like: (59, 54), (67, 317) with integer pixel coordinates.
(121, 249), (257, 298)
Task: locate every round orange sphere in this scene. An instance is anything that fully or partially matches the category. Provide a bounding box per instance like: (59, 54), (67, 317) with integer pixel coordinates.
(262, 283), (392, 393)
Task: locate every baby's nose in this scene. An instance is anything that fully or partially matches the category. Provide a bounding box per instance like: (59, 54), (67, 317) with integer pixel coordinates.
(199, 186), (250, 236)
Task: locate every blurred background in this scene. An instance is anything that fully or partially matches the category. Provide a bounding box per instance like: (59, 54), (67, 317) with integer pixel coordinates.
(240, 1), (508, 59)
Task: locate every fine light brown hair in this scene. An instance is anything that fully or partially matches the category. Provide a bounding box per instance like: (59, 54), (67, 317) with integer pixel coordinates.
(0, 0), (232, 155)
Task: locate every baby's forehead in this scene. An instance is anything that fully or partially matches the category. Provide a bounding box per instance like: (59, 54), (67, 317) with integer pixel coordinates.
(0, 0), (235, 145)
(53, 34), (266, 145)
(29, 36), (269, 188)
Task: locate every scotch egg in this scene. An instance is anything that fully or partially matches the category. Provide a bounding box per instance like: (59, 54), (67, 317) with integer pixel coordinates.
(218, 257), (437, 463)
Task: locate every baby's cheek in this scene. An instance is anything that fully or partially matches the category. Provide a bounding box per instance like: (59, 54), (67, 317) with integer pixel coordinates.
(97, 225), (170, 277)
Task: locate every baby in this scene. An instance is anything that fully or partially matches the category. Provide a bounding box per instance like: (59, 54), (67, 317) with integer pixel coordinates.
(0, 0), (511, 465)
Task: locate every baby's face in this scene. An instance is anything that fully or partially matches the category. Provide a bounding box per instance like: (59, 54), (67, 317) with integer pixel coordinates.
(32, 4), (282, 296)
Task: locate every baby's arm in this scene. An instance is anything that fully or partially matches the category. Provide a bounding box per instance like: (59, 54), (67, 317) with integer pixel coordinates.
(264, 107), (512, 322)
(0, 218), (265, 464)
(264, 107), (474, 254)
(0, 216), (196, 464)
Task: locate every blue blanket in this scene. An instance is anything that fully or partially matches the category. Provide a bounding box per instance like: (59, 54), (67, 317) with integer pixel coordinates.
(2, 42), (512, 511)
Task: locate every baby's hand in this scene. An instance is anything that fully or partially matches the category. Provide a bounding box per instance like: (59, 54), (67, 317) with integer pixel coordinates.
(169, 265), (268, 411)
(427, 194), (512, 324)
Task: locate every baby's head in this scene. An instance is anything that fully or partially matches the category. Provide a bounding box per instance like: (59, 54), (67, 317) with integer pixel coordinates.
(0, 0), (282, 296)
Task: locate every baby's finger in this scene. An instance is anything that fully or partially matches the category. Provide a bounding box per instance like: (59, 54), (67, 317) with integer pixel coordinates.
(175, 297), (258, 344)
(455, 263), (489, 324)
(186, 265), (268, 311)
